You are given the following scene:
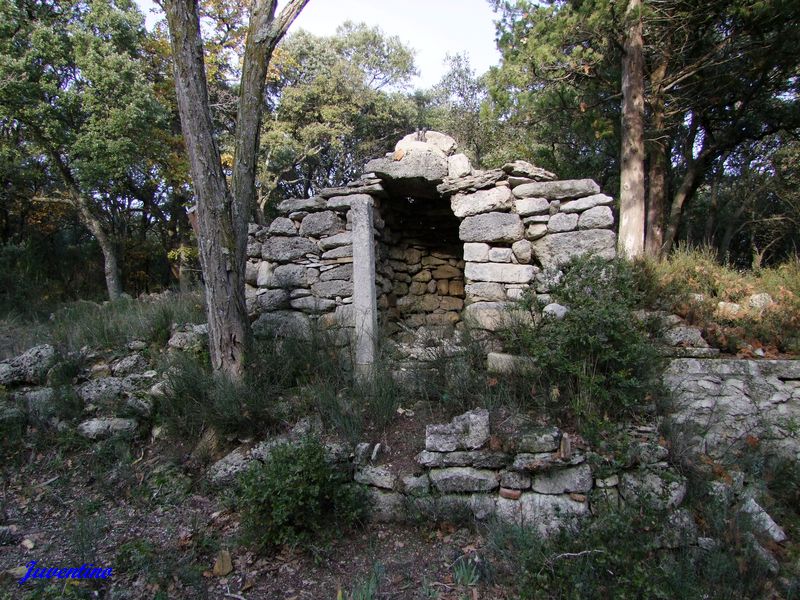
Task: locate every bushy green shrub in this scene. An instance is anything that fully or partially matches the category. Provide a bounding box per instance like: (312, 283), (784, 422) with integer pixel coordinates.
(237, 439), (366, 552)
(501, 257), (664, 433)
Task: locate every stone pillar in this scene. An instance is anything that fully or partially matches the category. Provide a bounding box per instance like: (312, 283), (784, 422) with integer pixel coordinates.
(351, 196), (377, 381)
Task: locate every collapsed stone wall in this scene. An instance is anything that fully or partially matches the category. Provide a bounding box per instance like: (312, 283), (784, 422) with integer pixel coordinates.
(245, 131), (617, 343)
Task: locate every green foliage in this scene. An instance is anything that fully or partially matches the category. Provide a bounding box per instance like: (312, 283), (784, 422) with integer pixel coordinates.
(237, 438), (366, 553)
(487, 502), (774, 600)
(47, 291), (204, 352)
(502, 257), (663, 433)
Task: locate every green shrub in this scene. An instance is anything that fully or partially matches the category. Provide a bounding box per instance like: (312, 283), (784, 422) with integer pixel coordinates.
(501, 257), (663, 434)
(237, 438), (366, 552)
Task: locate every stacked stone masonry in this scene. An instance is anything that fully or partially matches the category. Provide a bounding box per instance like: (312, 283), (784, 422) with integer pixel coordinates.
(354, 409), (687, 531)
(246, 131), (617, 340)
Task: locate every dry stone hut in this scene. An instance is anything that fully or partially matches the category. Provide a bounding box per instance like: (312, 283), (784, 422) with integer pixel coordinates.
(245, 131), (617, 369)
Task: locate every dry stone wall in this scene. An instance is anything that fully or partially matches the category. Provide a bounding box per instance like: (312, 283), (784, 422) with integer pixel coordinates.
(246, 132), (617, 341)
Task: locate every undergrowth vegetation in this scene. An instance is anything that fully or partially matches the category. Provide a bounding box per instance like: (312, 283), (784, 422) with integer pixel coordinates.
(641, 246), (800, 354)
(236, 438), (366, 553)
(501, 256), (664, 436)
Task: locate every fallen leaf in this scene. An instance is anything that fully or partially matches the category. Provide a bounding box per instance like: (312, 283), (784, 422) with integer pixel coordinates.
(212, 550), (233, 577)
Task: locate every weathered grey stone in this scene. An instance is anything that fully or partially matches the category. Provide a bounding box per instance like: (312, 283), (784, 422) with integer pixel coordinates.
(619, 469), (687, 509)
(415, 450), (510, 468)
(246, 239), (262, 258)
(167, 329), (206, 352)
(459, 213), (524, 243)
(513, 179), (600, 200)
(425, 408), (490, 451)
(463, 302), (510, 330)
(432, 265), (460, 279)
(578, 205), (614, 229)
(429, 467), (498, 493)
(438, 169), (506, 197)
(268, 217), (297, 236)
(290, 296), (336, 312)
(663, 359), (800, 460)
(311, 280), (353, 298)
(365, 150), (448, 185)
(448, 153), (472, 178)
(321, 245), (353, 259)
(319, 232), (353, 250)
(451, 187), (513, 218)
(320, 264), (353, 281)
(465, 282), (506, 302)
(464, 262), (535, 284)
(76, 377), (131, 403)
(78, 417), (137, 440)
(501, 160), (556, 181)
(663, 326), (708, 348)
(489, 247), (513, 263)
(716, 301), (742, 318)
(111, 353), (148, 376)
(327, 194), (373, 212)
(486, 353), (537, 375)
(401, 473), (430, 496)
(501, 470), (532, 490)
(277, 197), (326, 214)
(526, 223), (548, 240)
(299, 211), (345, 238)
(512, 452), (585, 472)
(560, 193), (614, 213)
(397, 131), (458, 156)
(532, 229), (617, 269)
(208, 448), (250, 485)
(547, 213), (579, 233)
(261, 237), (318, 262)
(542, 303), (569, 320)
(252, 311), (311, 339)
(351, 196), (377, 380)
(512, 239), (533, 263)
(368, 489), (406, 522)
(497, 493), (589, 535)
(513, 426), (561, 453)
(355, 466), (397, 490)
(257, 289), (290, 312)
(532, 464), (592, 494)
(657, 509), (699, 549)
(748, 293), (773, 310)
(740, 497), (787, 543)
(0, 345), (56, 386)
(514, 197), (550, 216)
(463, 243), (490, 262)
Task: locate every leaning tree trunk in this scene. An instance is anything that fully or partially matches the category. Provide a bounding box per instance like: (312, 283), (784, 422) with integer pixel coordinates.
(164, 0), (250, 379)
(618, 0), (646, 259)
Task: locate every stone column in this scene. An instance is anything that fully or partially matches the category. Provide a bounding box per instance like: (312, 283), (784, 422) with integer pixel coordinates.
(351, 195), (377, 381)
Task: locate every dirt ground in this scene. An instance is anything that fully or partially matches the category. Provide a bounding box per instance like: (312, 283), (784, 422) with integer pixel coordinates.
(0, 419), (517, 600)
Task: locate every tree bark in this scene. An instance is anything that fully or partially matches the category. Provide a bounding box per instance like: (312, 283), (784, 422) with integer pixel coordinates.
(164, 0), (250, 379)
(618, 0), (646, 259)
(645, 57), (669, 258)
(164, 0), (309, 378)
(662, 158), (706, 254)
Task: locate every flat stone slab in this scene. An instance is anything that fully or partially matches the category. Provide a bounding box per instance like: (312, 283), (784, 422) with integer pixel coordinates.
(425, 408), (490, 451)
(513, 179), (600, 200)
(429, 467), (499, 493)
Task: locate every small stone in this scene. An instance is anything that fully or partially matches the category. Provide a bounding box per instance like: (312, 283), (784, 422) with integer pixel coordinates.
(513, 179), (600, 200)
(560, 193), (614, 213)
(500, 487), (522, 500)
(355, 466), (397, 490)
(740, 497), (787, 543)
(451, 186), (513, 218)
(459, 213), (524, 243)
(514, 197), (550, 216)
(401, 473), (430, 496)
(500, 470), (532, 489)
(511, 240), (532, 263)
(448, 153), (472, 178)
(578, 205), (614, 229)
(532, 464), (593, 494)
(542, 303), (568, 320)
(547, 213), (579, 233)
(748, 293), (773, 310)
(429, 467), (499, 493)
(526, 223), (548, 240)
(78, 417), (137, 440)
(488, 248), (513, 263)
(268, 217), (297, 236)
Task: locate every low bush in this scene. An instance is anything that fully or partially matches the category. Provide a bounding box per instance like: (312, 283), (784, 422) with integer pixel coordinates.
(501, 257), (664, 435)
(486, 504), (776, 599)
(237, 438), (366, 552)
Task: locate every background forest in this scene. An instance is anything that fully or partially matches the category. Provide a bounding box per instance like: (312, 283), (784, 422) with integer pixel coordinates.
(0, 0), (798, 315)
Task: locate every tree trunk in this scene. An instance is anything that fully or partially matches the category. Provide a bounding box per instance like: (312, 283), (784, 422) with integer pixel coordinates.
(618, 0), (646, 259)
(164, 0), (250, 379)
(662, 160), (705, 255)
(164, 0), (309, 378)
(645, 57), (669, 258)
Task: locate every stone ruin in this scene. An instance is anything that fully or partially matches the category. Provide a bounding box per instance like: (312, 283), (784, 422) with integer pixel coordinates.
(245, 131), (617, 370)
